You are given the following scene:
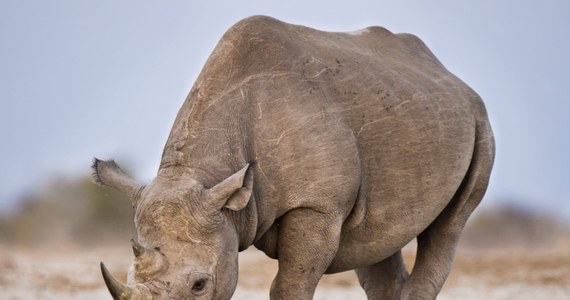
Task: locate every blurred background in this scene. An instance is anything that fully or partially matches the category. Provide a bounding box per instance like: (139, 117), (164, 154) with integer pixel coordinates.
(1, 1), (569, 299)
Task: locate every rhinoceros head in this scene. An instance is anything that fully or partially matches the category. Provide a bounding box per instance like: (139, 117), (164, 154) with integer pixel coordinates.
(92, 159), (253, 300)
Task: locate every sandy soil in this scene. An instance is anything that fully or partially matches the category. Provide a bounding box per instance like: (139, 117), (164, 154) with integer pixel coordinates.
(1, 243), (569, 299)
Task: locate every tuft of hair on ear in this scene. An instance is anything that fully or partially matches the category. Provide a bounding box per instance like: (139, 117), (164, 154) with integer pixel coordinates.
(92, 157), (119, 186)
(91, 157), (104, 186)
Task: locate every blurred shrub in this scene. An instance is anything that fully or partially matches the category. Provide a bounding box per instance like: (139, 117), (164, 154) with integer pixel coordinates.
(2, 174), (568, 251)
(462, 205), (570, 249)
(0, 174), (136, 246)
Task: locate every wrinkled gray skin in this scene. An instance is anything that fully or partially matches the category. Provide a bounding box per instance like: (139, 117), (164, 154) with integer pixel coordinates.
(93, 16), (494, 300)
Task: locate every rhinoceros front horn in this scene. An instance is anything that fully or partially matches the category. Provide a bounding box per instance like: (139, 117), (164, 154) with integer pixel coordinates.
(100, 262), (153, 300)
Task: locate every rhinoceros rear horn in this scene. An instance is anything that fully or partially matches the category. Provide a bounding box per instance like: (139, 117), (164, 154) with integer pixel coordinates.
(92, 158), (143, 205)
(100, 262), (153, 300)
(130, 237), (146, 257)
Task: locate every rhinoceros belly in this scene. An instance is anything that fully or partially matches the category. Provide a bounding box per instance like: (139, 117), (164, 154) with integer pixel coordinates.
(326, 97), (475, 273)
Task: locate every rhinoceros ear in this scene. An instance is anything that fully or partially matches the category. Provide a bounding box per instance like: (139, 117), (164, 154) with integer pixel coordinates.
(206, 162), (254, 211)
(92, 158), (144, 205)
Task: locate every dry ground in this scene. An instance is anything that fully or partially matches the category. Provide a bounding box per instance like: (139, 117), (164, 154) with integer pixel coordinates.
(1, 242), (569, 300)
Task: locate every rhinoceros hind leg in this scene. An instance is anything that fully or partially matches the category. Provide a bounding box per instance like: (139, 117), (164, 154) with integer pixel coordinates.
(355, 250), (409, 299)
(400, 217), (464, 300)
(401, 125), (494, 300)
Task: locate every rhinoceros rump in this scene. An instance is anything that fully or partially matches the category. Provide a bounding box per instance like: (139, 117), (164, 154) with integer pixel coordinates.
(93, 16), (494, 300)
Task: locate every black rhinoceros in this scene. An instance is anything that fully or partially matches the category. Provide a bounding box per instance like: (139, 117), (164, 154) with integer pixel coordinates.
(93, 15), (494, 300)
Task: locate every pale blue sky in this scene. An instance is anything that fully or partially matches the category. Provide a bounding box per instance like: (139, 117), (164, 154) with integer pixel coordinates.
(1, 1), (569, 219)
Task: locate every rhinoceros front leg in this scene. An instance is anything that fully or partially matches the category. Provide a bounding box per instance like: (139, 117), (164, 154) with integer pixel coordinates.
(269, 208), (343, 300)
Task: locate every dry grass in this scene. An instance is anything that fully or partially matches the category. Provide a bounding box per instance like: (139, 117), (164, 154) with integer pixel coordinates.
(3, 208), (570, 300)
(449, 247), (570, 287)
(1, 243), (569, 299)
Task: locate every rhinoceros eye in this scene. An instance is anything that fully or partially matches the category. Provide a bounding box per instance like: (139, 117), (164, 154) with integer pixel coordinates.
(187, 272), (211, 295)
(192, 279), (206, 292)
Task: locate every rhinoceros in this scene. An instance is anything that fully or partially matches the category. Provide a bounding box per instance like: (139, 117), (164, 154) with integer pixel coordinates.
(92, 15), (494, 300)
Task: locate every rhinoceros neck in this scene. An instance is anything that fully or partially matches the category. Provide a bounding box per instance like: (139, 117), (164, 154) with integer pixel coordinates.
(160, 84), (253, 185)
(158, 82), (262, 251)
